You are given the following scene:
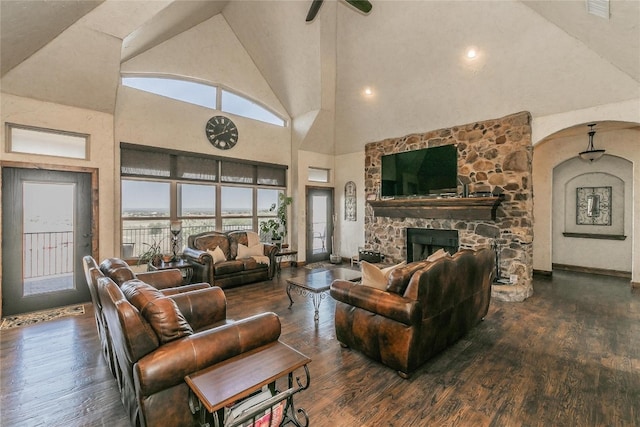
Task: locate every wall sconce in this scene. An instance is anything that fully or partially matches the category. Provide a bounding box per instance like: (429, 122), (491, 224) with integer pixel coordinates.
(579, 123), (605, 162)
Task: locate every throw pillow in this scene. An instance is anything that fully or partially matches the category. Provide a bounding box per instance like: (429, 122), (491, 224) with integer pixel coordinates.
(381, 261), (407, 276)
(427, 248), (449, 262)
(237, 243), (264, 259)
(207, 246), (227, 264)
(361, 261), (408, 291)
(121, 279), (193, 344)
(360, 261), (387, 290)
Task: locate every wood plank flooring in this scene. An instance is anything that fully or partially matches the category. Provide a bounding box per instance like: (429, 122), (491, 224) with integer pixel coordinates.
(1, 267), (638, 426)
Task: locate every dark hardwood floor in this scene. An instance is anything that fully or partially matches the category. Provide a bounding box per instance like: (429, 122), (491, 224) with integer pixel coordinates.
(1, 267), (639, 426)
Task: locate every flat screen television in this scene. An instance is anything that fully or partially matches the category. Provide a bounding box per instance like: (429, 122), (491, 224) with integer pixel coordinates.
(381, 145), (458, 198)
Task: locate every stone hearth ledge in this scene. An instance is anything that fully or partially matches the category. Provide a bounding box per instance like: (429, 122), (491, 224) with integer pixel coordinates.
(491, 283), (534, 302)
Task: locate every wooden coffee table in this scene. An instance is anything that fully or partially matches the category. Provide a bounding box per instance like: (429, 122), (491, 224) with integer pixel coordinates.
(286, 267), (361, 322)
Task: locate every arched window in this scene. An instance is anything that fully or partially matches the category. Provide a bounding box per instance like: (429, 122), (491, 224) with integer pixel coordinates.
(122, 75), (286, 127)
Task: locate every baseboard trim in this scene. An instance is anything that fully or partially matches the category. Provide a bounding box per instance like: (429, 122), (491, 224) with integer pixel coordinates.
(552, 263), (631, 279)
(533, 269), (553, 277)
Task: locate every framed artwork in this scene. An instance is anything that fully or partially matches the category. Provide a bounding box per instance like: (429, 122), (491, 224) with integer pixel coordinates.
(576, 186), (611, 226)
(345, 181), (356, 221)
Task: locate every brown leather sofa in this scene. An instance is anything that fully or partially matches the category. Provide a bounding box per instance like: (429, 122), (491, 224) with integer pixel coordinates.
(182, 230), (278, 288)
(330, 248), (495, 378)
(85, 256), (283, 427)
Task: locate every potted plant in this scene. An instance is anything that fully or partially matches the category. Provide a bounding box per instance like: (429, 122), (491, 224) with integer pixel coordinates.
(259, 193), (293, 246)
(137, 240), (164, 267)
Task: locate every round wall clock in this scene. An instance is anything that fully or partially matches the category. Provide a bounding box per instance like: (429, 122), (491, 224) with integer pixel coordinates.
(205, 116), (238, 150)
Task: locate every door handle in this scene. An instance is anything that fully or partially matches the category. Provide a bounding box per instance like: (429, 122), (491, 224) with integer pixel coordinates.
(83, 233), (93, 238)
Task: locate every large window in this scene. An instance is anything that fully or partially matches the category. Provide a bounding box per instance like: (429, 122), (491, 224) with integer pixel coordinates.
(121, 144), (287, 259)
(122, 75), (286, 127)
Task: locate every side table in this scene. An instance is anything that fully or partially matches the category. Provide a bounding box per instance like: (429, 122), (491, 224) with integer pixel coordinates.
(185, 342), (311, 427)
(147, 258), (194, 285)
(275, 250), (298, 276)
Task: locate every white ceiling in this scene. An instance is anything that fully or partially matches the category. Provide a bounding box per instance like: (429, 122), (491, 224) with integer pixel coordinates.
(1, 0), (638, 153)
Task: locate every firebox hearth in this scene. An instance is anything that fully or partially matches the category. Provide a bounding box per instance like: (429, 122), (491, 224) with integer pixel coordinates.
(406, 228), (459, 262)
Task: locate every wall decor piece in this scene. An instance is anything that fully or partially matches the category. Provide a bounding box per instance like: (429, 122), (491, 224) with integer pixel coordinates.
(576, 186), (611, 225)
(345, 181), (357, 221)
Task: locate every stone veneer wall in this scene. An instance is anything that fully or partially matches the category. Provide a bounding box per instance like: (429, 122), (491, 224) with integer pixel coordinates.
(364, 111), (534, 301)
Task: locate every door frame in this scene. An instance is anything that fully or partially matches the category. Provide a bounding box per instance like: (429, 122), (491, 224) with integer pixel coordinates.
(305, 186), (334, 263)
(0, 161), (99, 318)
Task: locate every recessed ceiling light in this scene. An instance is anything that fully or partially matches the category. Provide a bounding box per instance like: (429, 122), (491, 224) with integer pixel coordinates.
(466, 48), (477, 59)
(363, 87), (373, 96)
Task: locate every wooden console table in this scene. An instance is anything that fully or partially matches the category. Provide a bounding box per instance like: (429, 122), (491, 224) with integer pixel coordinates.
(185, 342), (311, 427)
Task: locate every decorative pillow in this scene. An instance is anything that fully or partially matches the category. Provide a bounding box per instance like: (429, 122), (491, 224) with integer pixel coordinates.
(427, 248), (449, 262)
(381, 261), (407, 276)
(360, 261), (387, 290)
(360, 261), (407, 290)
(121, 279), (193, 344)
(207, 246), (227, 264)
(237, 243), (264, 259)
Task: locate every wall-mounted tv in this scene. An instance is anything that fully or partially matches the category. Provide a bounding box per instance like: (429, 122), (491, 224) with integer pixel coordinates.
(381, 145), (458, 198)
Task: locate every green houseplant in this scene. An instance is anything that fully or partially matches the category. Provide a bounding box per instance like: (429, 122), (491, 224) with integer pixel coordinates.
(259, 193), (293, 243)
(137, 240), (163, 267)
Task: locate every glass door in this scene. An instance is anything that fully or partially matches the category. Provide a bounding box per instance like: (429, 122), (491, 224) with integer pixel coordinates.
(2, 167), (93, 315)
(306, 187), (334, 263)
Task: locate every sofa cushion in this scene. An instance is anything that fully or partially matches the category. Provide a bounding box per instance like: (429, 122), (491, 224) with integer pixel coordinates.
(207, 246), (227, 264)
(213, 260), (246, 276)
(121, 279), (193, 344)
(193, 233), (230, 259)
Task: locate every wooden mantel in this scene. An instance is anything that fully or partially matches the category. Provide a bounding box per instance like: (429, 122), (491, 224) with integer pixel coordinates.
(368, 196), (503, 221)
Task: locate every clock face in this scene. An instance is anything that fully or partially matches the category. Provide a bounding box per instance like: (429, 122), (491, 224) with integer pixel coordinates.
(205, 116), (238, 150)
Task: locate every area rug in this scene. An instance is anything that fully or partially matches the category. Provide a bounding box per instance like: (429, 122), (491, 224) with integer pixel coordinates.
(304, 262), (338, 270)
(0, 304), (85, 330)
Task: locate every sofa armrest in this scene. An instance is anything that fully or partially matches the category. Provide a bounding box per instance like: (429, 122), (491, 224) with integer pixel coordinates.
(160, 282), (210, 296)
(134, 312), (281, 396)
(263, 243), (278, 279)
(182, 247), (214, 285)
(136, 269), (184, 290)
(330, 280), (421, 326)
(168, 286), (227, 330)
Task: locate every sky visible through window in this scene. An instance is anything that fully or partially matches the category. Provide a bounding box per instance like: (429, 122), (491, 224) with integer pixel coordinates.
(122, 76), (285, 126)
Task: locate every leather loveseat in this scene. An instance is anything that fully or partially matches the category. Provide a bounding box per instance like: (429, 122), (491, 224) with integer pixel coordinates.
(84, 256), (283, 427)
(330, 247), (495, 378)
(182, 230), (278, 288)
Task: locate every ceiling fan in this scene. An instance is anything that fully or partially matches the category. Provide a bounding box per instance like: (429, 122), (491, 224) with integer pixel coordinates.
(306, 0), (372, 22)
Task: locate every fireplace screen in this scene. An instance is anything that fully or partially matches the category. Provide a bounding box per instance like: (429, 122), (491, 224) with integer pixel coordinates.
(406, 228), (459, 262)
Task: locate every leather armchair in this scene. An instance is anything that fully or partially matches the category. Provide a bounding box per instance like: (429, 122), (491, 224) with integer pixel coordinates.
(330, 248), (495, 378)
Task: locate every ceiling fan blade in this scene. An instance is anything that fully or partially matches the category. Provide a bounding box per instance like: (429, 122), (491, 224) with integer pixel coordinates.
(345, 0), (372, 14)
(306, 0), (324, 22)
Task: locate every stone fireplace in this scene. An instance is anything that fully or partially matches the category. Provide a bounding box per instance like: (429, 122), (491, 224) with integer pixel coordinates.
(407, 228), (458, 261)
(364, 111), (534, 302)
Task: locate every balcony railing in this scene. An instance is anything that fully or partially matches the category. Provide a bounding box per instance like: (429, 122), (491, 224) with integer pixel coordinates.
(24, 231), (73, 279)
(122, 224), (255, 258)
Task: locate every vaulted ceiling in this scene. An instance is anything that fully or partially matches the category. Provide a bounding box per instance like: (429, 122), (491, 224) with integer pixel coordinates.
(1, 0), (638, 154)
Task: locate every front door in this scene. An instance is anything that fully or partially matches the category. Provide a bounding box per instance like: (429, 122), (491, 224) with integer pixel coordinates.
(306, 187), (334, 263)
(2, 167), (94, 315)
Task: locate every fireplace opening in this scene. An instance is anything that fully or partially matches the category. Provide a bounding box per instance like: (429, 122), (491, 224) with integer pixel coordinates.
(406, 228), (459, 262)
